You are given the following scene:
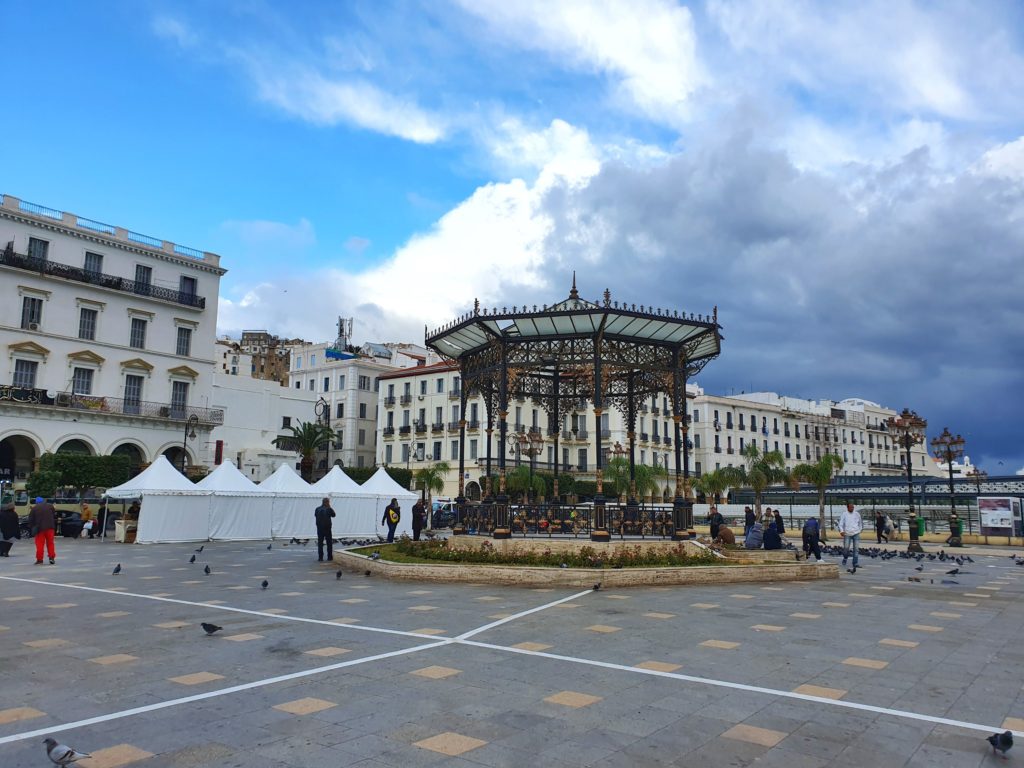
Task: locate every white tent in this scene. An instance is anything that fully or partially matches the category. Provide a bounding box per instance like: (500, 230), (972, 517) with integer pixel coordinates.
(258, 463), (312, 493)
(197, 462), (274, 541)
(104, 456), (211, 543)
(308, 466), (387, 537)
(360, 468), (418, 538)
(259, 464), (322, 539)
(310, 466), (364, 494)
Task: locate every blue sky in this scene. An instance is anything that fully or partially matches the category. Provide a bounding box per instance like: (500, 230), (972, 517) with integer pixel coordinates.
(4, 1), (1024, 473)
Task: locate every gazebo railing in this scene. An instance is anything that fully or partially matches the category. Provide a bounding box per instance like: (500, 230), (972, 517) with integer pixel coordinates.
(454, 502), (678, 539)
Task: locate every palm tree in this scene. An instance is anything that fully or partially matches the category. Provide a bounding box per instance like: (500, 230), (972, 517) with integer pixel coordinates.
(505, 465), (546, 502)
(272, 422), (336, 481)
(791, 453), (844, 540)
(722, 444), (788, 520)
(604, 457), (631, 500)
(694, 468), (731, 505)
(633, 464), (668, 501)
(414, 461), (451, 527)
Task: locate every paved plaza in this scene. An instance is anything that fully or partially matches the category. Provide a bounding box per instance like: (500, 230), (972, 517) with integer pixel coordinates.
(2, 537), (1024, 767)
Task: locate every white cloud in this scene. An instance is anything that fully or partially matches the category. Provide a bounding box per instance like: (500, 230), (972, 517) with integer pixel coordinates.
(246, 64), (447, 143)
(975, 136), (1024, 181)
(220, 217), (316, 250)
(152, 16), (197, 49)
(454, 0), (703, 125)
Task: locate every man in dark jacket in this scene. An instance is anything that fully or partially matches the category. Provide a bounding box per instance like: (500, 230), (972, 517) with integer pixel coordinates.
(28, 497), (57, 564)
(411, 499), (425, 541)
(0, 501), (20, 556)
(708, 505), (724, 541)
(382, 498), (400, 543)
(314, 497), (336, 562)
(744, 506), (755, 536)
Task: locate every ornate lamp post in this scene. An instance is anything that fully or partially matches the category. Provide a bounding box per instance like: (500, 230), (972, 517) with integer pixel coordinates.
(181, 414), (199, 474)
(930, 427), (965, 519)
(966, 467), (986, 535)
(507, 430), (544, 502)
(886, 408), (927, 521)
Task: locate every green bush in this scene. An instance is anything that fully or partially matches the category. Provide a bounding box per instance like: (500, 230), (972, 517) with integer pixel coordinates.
(389, 538), (720, 568)
(344, 466), (412, 490)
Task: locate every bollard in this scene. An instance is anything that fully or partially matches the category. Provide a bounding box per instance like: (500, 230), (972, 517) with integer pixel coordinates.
(907, 512), (924, 554)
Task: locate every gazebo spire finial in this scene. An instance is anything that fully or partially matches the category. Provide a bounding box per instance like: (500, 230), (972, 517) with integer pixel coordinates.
(569, 270), (579, 300)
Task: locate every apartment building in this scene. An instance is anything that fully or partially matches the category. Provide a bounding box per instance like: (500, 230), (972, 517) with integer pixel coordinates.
(0, 193), (225, 479)
(240, 330), (297, 385)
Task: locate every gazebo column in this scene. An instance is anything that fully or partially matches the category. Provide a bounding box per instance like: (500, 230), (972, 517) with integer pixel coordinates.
(552, 364), (560, 502)
(591, 345), (609, 542)
(671, 348), (693, 539)
(626, 372), (639, 533)
(453, 386), (468, 535)
(494, 346), (511, 539)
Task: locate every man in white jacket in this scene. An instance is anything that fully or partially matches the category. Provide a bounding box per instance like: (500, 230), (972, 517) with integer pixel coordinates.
(838, 503), (863, 574)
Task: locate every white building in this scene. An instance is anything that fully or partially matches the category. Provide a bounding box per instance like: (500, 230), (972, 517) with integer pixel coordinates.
(0, 193), (225, 480)
(215, 337), (253, 377)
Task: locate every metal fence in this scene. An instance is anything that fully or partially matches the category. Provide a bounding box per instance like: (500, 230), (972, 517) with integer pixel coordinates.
(454, 502), (679, 539)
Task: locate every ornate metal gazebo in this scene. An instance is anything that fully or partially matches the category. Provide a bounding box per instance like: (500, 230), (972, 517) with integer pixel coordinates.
(425, 277), (722, 541)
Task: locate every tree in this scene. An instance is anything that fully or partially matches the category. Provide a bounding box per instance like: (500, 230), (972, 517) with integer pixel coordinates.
(414, 461), (451, 527)
(694, 468), (731, 504)
(505, 465), (546, 502)
(26, 470), (62, 499)
(36, 453), (130, 498)
(603, 458), (667, 501)
(722, 444), (788, 519)
(791, 453), (844, 540)
(272, 422), (336, 481)
(633, 464), (668, 501)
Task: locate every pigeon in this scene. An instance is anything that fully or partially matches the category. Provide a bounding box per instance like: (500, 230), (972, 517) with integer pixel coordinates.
(261, 579), (269, 590)
(988, 730), (1013, 759)
(592, 582), (601, 591)
(907, 576), (922, 582)
(111, 564), (121, 575)
(370, 552), (381, 561)
(195, 545), (204, 553)
(266, 544), (272, 550)
(44, 737), (91, 766)
(560, 563), (568, 569)
(946, 568), (960, 575)
(364, 570), (371, 576)
(301, 539), (309, 546)
(189, 554), (196, 564)
(201, 622), (222, 635)
(941, 579), (959, 585)
(290, 537), (298, 545)
(336, 570), (343, 580)
(914, 565), (924, 571)
(204, 565), (211, 575)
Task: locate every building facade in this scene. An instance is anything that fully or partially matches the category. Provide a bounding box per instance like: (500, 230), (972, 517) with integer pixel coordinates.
(240, 330), (297, 385)
(0, 193), (225, 481)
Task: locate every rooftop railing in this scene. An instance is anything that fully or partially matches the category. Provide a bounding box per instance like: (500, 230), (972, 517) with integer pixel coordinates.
(0, 385), (223, 425)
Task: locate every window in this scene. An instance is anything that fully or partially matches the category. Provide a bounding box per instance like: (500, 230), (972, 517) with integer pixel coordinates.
(739, 437), (744, 450)
(308, 379), (314, 391)
(28, 237), (49, 260)
(294, 381), (301, 389)
(310, 354), (316, 367)
(402, 410), (410, 427)
(21, 297), (43, 329)
(419, 380), (427, 395)
(322, 377), (329, 392)
(401, 444), (410, 463)
(385, 445), (393, 463)
(470, 403), (479, 421)
(695, 461), (702, 476)
(171, 381), (189, 415)
(436, 378), (444, 393)
(470, 439), (478, 460)
(295, 358), (302, 370)
(387, 383), (395, 397)
(84, 251), (103, 275)
(176, 327), (192, 357)
(432, 441), (442, 460)
(134, 264), (152, 294)
(282, 416), (292, 429)
(338, 375), (345, 389)
(358, 375), (371, 390)
(578, 448), (587, 470)
(694, 434), (701, 448)
(78, 307), (97, 340)
(692, 409), (700, 422)
(404, 382), (411, 396)
(129, 318), (147, 349)
(386, 411), (394, 427)
(179, 275), (197, 299)
(124, 375), (143, 413)
(359, 403), (367, 419)
(71, 367), (93, 395)
(451, 441), (459, 460)
(336, 403), (344, 419)
(453, 375), (461, 392)
(358, 429), (366, 445)
(435, 406), (443, 423)
(13, 359), (38, 388)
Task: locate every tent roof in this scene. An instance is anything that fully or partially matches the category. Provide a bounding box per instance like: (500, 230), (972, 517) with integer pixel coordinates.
(105, 455), (207, 498)
(360, 467), (418, 499)
(310, 466), (375, 496)
(195, 462), (265, 495)
(258, 463), (316, 493)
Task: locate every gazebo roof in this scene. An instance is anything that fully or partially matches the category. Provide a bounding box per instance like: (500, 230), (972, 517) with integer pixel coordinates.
(426, 279), (721, 362)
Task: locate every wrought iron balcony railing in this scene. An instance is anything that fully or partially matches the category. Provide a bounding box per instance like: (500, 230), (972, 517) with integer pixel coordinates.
(399, 425), (411, 435)
(400, 394), (413, 405)
(431, 422), (445, 432)
(0, 385), (222, 424)
(448, 389), (462, 400)
(1, 244), (206, 309)
(414, 421), (427, 433)
(383, 426), (395, 436)
(383, 396), (396, 406)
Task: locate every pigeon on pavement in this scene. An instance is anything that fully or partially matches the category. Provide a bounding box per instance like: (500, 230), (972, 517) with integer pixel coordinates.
(988, 730), (1013, 759)
(195, 545), (204, 553)
(336, 570), (343, 580)
(111, 564), (121, 575)
(189, 554), (196, 564)
(364, 570), (371, 576)
(261, 579), (269, 590)
(266, 544), (272, 550)
(946, 568), (960, 575)
(592, 582), (601, 591)
(204, 565), (211, 575)
(201, 622), (222, 635)
(44, 737), (91, 765)
(914, 565), (924, 571)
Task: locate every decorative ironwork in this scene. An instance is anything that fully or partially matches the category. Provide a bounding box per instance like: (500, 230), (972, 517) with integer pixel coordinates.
(0, 386), (223, 424)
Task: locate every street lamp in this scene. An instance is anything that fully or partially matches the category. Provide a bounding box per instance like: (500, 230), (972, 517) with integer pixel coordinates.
(930, 427), (965, 519)
(965, 466), (986, 535)
(314, 397), (330, 478)
(181, 414), (199, 474)
(507, 430), (544, 502)
(886, 408), (927, 520)
(610, 441), (628, 501)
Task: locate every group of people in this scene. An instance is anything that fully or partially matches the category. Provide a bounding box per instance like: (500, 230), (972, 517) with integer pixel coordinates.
(0, 497), (123, 563)
(312, 496), (430, 561)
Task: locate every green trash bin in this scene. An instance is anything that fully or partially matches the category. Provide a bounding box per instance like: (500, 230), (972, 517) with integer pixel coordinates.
(917, 517), (926, 537)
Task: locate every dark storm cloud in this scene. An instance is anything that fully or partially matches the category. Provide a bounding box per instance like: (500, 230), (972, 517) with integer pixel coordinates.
(533, 132), (1024, 470)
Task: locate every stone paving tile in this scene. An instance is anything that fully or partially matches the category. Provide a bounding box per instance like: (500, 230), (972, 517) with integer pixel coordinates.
(0, 707), (46, 725)
(168, 672), (226, 685)
(77, 743), (154, 767)
(722, 723), (789, 747)
(793, 684), (846, 699)
(413, 731), (488, 756)
(544, 690), (604, 708)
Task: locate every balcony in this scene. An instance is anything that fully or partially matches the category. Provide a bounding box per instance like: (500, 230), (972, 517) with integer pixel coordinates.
(870, 461), (903, 470)
(384, 396), (396, 406)
(640, 432), (649, 442)
(431, 422), (444, 432)
(448, 389), (462, 400)
(639, 405), (648, 414)
(400, 394), (413, 405)
(383, 426), (395, 437)
(576, 429), (589, 439)
(726, 448), (735, 454)
(528, 425), (542, 435)
(448, 421), (462, 431)
(714, 446), (722, 453)
(468, 420), (480, 430)
(663, 437), (672, 446)
(414, 421), (427, 434)
(399, 425), (411, 435)
(867, 423), (889, 432)
(0, 386), (222, 424)
(576, 463), (588, 472)
(1, 243), (206, 309)
(600, 429), (611, 439)
(651, 407), (660, 415)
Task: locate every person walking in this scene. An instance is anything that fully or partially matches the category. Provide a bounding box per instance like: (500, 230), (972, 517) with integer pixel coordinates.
(744, 506), (755, 537)
(411, 498), (425, 541)
(382, 498), (401, 543)
(838, 503), (863, 574)
(874, 510), (888, 544)
(0, 499), (20, 557)
(708, 504), (724, 541)
(314, 497), (336, 562)
(802, 516), (823, 562)
(28, 497), (57, 565)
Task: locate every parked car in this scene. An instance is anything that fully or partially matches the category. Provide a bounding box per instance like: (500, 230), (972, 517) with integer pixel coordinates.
(431, 500), (457, 529)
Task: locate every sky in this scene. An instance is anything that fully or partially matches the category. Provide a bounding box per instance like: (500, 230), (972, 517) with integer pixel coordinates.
(4, 1), (1024, 474)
